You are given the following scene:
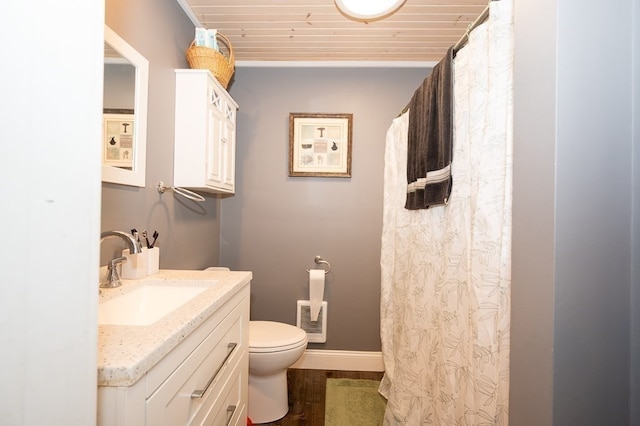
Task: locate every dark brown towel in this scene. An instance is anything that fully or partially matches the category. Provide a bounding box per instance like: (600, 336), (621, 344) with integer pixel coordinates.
(405, 46), (454, 210)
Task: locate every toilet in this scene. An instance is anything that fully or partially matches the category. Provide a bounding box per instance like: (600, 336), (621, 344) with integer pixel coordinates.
(248, 321), (308, 423)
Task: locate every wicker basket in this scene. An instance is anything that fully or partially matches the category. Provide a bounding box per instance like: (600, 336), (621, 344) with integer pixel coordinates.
(186, 32), (235, 89)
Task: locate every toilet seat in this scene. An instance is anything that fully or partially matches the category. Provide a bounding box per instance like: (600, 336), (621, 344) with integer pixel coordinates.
(249, 321), (307, 353)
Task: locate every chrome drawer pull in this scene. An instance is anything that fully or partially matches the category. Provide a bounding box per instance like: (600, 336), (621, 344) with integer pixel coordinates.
(225, 405), (237, 426)
(191, 342), (238, 399)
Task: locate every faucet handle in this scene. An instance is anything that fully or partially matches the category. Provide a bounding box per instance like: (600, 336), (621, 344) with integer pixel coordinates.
(101, 256), (128, 288)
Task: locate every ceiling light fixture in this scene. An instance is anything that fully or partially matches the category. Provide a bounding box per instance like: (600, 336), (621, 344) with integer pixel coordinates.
(334, 0), (407, 22)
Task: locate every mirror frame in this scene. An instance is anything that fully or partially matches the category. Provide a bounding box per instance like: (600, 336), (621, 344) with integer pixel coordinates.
(102, 25), (149, 187)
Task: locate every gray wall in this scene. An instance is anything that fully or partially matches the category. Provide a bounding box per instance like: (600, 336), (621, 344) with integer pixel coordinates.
(510, 0), (639, 425)
(102, 0), (221, 270)
(223, 67), (427, 350)
(103, 63), (135, 109)
(509, 0), (557, 422)
(554, 1), (633, 423)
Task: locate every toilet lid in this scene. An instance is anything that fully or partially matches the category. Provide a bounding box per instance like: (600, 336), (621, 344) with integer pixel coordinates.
(249, 321), (308, 353)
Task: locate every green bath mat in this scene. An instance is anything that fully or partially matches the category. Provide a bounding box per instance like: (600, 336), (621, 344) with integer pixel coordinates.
(324, 378), (386, 426)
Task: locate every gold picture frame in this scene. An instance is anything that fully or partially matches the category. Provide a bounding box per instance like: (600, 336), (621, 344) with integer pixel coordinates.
(289, 113), (353, 177)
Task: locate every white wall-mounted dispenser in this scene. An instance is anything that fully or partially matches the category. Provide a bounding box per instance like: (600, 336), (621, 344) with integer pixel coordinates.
(297, 300), (328, 343)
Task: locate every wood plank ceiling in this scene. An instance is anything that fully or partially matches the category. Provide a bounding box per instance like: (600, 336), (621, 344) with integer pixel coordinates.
(176, 0), (489, 64)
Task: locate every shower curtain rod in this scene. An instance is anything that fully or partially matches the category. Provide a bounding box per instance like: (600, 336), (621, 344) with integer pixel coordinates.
(452, 2), (491, 54)
(396, 1), (494, 117)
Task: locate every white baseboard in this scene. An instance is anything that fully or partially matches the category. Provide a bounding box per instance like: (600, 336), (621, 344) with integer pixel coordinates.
(291, 349), (384, 372)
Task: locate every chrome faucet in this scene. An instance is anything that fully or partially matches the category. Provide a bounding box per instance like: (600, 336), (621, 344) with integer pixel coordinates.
(100, 231), (143, 288)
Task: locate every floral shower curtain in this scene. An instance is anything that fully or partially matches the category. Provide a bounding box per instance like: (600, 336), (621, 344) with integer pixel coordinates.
(379, 1), (514, 424)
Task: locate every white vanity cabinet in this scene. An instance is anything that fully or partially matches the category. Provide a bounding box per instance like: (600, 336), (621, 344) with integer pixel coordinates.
(97, 275), (250, 426)
(173, 69), (238, 194)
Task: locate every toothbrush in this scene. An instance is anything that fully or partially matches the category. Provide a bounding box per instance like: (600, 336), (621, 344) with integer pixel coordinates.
(142, 230), (151, 249)
(149, 231), (159, 248)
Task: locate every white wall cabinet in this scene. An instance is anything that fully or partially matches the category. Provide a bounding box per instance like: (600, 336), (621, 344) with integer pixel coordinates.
(98, 284), (250, 425)
(174, 70), (238, 194)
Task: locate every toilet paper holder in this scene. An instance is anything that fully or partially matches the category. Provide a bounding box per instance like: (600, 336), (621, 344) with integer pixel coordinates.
(307, 255), (330, 274)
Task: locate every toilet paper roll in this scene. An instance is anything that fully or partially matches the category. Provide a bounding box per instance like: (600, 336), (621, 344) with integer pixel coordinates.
(309, 269), (325, 322)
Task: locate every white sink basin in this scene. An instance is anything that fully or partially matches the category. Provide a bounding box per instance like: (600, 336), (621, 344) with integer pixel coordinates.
(98, 282), (213, 326)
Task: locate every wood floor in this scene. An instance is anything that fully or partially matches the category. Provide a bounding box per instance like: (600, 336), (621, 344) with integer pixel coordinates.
(253, 368), (385, 426)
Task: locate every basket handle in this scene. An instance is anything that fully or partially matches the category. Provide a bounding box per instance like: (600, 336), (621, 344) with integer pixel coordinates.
(188, 32), (234, 66)
(216, 32), (234, 66)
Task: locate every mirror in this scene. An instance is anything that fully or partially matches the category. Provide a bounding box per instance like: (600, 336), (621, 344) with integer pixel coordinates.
(102, 25), (149, 187)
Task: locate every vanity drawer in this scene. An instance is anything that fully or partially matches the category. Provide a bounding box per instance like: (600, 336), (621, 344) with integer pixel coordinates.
(145, 298), (247, 425)
(192, 352), (248, 426)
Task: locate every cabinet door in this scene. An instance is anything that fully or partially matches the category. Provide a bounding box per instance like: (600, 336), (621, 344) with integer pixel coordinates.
(205, 83), (225, 188)
(220, 102), (236, 191)
(204, 82), (235, 193)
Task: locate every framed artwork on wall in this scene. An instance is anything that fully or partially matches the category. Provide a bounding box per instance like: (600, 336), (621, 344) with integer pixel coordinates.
(102, 110), (134, 169)
(289, 112), (353, 177)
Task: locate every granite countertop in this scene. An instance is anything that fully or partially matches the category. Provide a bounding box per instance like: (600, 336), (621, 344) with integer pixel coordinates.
(97, 269), (251, 387)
